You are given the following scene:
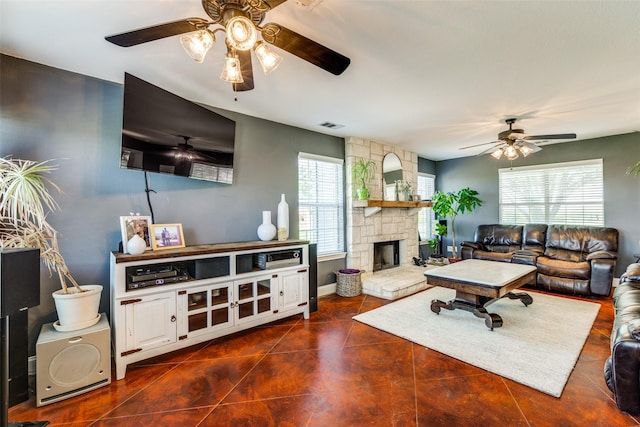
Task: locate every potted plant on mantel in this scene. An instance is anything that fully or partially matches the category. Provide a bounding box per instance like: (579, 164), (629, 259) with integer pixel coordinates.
(0, 157), (102, 331)
(352, 158), (376, 200)
(432, 187), (483, 261)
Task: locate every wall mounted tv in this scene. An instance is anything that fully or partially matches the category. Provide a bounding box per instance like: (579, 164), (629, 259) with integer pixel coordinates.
(120, 73), (236, 184)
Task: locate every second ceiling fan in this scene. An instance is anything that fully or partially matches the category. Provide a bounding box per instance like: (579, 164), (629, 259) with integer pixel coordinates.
(105, 0), (351, 92)
(460, 118), (577, 160)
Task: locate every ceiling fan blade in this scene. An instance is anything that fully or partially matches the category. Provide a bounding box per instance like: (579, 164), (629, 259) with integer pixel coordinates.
(263, 0), (289, 9)
(260, 23), (350, 75)
(458, 140), (500, 150)
(523, 133), (576, 141)
(478, 144), (503, 156)
(233, 49), (255, 92)
(105, 18), (210, 47)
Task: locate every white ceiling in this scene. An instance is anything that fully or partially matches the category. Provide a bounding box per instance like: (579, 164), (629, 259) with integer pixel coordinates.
(2, 0), (639, 161)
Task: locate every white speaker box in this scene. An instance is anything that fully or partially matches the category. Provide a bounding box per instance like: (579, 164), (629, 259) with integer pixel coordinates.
(36, 313), (111, 406)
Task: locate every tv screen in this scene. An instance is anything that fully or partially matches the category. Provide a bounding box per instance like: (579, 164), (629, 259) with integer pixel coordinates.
(120, 73), (236, 184)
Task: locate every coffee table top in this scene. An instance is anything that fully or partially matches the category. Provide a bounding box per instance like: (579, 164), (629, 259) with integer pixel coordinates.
(424, 259), (536, 289)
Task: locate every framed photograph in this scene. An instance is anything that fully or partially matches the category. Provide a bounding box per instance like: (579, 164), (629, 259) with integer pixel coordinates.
(150, 223), (186, 250)
(120, 215), (152, 253)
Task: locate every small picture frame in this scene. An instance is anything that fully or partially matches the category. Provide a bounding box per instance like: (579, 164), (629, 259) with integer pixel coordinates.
(120, 215), (152, 253)
(150, 224), (186, 250)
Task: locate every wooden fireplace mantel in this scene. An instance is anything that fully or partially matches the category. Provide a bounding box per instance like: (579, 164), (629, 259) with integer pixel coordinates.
(353, 199), (433, 217)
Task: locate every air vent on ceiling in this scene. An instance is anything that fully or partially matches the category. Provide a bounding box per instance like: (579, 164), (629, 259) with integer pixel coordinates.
(319, 122), (344, 130)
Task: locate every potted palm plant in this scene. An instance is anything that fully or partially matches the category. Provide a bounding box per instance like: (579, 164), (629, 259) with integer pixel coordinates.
(432, 187), (483, 260)
(627, 160), (640, 176)
(352, 158), (376, 200)
(0, 157), (101, 331)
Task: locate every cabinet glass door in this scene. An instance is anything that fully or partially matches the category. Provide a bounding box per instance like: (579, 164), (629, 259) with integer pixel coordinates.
(234, 275), (274, 324)
(211, 287), (230, 327)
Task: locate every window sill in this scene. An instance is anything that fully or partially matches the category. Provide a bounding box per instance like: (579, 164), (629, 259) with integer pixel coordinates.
(318, 252), (347, 262)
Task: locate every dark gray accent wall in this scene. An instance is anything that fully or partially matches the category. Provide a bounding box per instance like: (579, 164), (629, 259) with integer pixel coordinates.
(1, 55), (344, 351)
(435, 133), (640, 275)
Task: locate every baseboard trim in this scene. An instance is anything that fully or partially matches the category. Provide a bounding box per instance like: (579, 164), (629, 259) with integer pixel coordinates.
(318, 283), (336, 297)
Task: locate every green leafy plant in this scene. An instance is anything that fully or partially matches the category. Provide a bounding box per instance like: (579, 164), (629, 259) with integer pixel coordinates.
(426, 222), (447, 256)
(352, 158), (376, 200)
(627, 160), (640, 177)
(0, 157), (82, 293)
(432, 187), (483, 259)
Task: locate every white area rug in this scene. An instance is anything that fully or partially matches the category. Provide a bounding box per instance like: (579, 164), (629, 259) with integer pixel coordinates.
(353, 287), (600, 397)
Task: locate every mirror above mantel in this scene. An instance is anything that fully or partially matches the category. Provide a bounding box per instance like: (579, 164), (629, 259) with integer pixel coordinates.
(382, 153), (403, 201)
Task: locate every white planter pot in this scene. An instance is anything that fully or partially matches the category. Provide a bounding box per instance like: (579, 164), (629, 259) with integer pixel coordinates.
(52, 284), (102, 332)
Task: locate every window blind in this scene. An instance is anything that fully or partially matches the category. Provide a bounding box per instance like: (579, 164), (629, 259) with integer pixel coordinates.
(298, 153), (345, 255)
(499, 159), (604, 226)
(417, 173), (435, 240)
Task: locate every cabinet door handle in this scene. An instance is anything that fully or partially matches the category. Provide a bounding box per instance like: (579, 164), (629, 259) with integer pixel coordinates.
(280, 291), (284, 296)
(170, 315), (176, 322)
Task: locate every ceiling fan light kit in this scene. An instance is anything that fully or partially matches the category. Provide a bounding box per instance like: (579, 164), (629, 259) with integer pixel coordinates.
(220, 52), (244, 83)
(180, 30), (215, 63)
(104, 0), (351, 92)
(461, 118), (576, 162)
(254, 41), (283, 73)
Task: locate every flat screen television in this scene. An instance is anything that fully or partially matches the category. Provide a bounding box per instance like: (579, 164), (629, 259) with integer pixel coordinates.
(120, 73), (236, 184)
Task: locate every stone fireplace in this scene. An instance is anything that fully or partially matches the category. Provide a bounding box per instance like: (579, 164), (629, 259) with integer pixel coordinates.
(345, 137), (420, 276)
(373, 240), (401, 272)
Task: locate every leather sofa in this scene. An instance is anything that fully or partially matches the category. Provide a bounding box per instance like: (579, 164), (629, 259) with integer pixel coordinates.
(605, 263), (640, 414)
(461, 223), (619, 297)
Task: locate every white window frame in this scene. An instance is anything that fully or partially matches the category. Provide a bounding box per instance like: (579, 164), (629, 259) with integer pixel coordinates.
(298, 152), (345, 257)
(417, 173), (436, 242)
(499, 159), (604, 226)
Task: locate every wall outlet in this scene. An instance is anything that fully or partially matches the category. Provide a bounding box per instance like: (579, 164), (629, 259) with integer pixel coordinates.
(447, 245), (454, 253)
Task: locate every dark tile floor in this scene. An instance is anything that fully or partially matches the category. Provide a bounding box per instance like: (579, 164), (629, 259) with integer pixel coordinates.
(9, 291), (639, 426)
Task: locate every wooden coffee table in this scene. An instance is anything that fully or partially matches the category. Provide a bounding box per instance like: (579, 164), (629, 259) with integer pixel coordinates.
(424, 259), (537, 330)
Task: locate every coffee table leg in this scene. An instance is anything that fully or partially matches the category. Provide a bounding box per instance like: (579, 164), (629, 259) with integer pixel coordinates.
(473, 308), (503, 331)
(504, 292), (533, 306)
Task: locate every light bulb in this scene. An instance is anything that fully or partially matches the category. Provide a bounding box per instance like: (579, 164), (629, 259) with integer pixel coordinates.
(226, 16), (257, 51)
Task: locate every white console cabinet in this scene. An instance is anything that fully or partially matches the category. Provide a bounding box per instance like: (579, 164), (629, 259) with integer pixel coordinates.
(110, 240), (309, 380)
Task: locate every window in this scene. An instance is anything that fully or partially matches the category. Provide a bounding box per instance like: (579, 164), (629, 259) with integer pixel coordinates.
(499, 159), (604, 226)
(417, 173), (436, 241)
(298, 153), (344, 255)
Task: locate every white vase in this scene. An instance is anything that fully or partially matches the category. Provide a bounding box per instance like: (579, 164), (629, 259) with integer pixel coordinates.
(127, 233), (146, 255)
(277, 194), (289, 241)
(52, 284), (102, 332)
(257, 211), (277, 241)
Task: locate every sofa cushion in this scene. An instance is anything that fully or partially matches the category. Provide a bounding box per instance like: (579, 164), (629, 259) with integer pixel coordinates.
(473, 224), (523, 253)
(471, 250), (514, 263)
(544, 225), (618, 262)
(536, 256), (590, 280)
(522, 223), (548, 252)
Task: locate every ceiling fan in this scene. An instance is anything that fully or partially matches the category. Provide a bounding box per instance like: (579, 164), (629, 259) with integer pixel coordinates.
(459, 118), (577, 160)
(104, 0), (351, 92)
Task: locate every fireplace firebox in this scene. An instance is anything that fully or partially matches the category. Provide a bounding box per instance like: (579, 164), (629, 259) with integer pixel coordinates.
(373, 240), (400, 272)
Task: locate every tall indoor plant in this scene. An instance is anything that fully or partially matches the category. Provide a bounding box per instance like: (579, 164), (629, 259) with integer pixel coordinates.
(352, 158), (376, 200)
(432, 187), (483, 259)
(0, 157), (101, 330)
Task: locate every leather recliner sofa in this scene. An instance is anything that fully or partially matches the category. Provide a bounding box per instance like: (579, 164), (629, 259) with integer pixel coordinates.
(461, 223), (619, 297)
(605, 263), (640, 414)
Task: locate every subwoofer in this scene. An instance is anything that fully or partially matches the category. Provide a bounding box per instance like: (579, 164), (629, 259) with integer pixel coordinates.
(36, 313), (111, 406)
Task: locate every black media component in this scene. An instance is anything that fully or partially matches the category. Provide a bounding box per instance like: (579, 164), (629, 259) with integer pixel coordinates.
(309, 244), (318, 313)
(253, 249), (302, 270)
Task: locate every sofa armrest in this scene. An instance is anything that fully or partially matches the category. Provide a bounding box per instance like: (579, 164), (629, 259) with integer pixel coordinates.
(622, 264), (640, 283)
(586, 250), (618, 261)
(590, 258), (616, 296)
(512, 250), (539, 266)
(461, 241), (485, 250)
(610, 332), (640, 414)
